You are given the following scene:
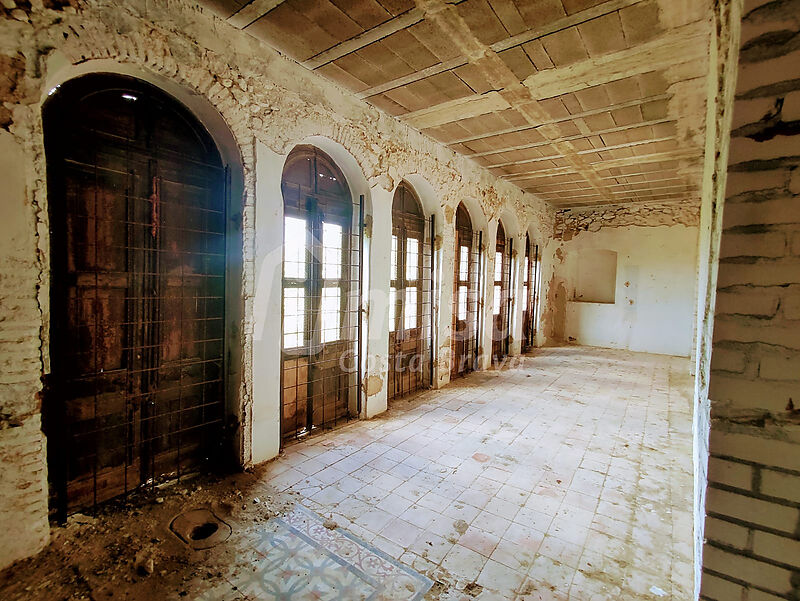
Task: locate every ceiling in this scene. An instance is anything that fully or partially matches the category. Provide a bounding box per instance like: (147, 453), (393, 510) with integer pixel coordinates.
(199, 0), (712, 209)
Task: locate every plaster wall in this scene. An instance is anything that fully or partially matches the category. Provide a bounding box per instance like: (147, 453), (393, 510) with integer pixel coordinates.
(543, 204), (701, 357)
(0, 0), (554, 570)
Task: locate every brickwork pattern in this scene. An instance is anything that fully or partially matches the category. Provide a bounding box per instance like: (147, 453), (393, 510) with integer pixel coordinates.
(553, 201), (700, 241)
(702, 0), (800, 599)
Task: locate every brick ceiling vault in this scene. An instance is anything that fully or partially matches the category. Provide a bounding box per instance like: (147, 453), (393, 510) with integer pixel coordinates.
(200, 0), (713, 209)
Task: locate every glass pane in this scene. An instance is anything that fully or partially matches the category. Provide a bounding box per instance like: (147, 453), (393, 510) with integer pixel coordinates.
(389, 287), (397, 332)
(404, 286), (417, 330)
(494, 251), (502, 282)
(322, 222), (342, 280)
(524, 257), (529, 284)
(321, 286), (341, 343)
(284, 216), (306, 279)
(458, 285), (467, 321)
(493, 285), (501, 315)
(283, 288), (304, 348)
(391, 235), (398, 281)
(406, 238), (419, 281)
(459, 246), (469, 281)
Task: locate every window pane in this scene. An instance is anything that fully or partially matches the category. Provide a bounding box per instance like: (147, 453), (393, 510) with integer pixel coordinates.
(523, 284), (529, 309)
(404, 286), (417, 330)
(321, 286), (341, 343)
(322, 222), (342, 280)
(389, 287), (397, 332)
(459, 246), (469, 281)
(524, 257), (529, 284)
(493, 285), (501, 315)
(283, 288), (304, 348)
(284, 217), (306, 279)
(458, 285), (467, 320)
(494, 251), (502, 282)
(406, 238), (419, 281)
(391, 235), (398, 281)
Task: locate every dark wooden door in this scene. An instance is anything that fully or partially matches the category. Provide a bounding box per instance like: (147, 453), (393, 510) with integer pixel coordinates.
(44, 74), (227, 515)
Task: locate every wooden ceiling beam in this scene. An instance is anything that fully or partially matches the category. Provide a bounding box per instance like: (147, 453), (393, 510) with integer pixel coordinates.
(356, 0), (647, 99)
(402, 91), (511, 130)
(523, 20), (708, 99)
(551, 191), (697, 206)
(504, 149), (699, 180)
(227, 0), (286, 29)
(536, 183), (695, 199)
(302, 8), (426, 70)
(447, 94), (670, 145)
(465, 118), (674, 158)
(485, 136), (677, 169)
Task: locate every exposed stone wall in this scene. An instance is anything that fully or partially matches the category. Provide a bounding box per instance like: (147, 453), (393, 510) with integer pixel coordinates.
(701, 0), (800, 599)
(0, 0), (553, 569)
(553, 201), (701, 241)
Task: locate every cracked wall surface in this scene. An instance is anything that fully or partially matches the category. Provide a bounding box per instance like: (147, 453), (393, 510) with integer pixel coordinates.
(0, 0), (553, 569)
(554, 201), (701, 241)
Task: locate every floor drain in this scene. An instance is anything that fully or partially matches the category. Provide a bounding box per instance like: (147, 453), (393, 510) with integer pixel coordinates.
(170, 508), (231, 550)
(190, 522), (219, 541)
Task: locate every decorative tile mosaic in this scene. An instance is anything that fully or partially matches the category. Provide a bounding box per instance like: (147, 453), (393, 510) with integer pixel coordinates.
(196, 505), (432, 601)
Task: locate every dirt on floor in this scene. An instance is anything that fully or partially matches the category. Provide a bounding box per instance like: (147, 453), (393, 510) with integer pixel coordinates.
(0, 464), (301, 601)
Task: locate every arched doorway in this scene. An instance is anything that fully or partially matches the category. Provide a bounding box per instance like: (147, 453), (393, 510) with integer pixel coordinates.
(522, 233), (539, 351)
(451, 203), (482, 379)
(389, 183), (433, 400)
(280, 145), (363, 442)
(492, 220), (511, 363)
(44, 74), (230, 516)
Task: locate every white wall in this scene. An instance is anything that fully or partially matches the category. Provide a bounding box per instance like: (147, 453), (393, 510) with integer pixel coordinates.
(551, 224), (699, 357)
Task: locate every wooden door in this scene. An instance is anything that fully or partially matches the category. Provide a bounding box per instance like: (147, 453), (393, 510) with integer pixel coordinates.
(44, 74), (227, 515)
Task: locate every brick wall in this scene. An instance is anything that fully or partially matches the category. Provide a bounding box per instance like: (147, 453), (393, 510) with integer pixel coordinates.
(701, 0), (800, 599)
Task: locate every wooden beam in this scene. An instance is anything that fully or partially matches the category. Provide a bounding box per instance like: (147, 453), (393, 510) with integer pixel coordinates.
(522, 21), (709, 99)
(465, 119), (673, 158)
(356, 0), (647, 99)
(485, 137), (677, 169)
(447, 94), (670, 145)
(504, 149), (699, 180)
(536, 183), (695, 199)
(401, 91), (511, 130)
(552, 191), (696, 206)
(533, 175), (687, 192)
(302, 8), (425, 70)
(228, 0), (286, 28)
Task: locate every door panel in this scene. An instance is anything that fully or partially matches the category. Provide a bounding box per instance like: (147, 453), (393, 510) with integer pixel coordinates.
(44, 74), (227, 515)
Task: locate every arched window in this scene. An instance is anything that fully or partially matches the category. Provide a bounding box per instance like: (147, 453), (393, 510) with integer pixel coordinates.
(389, 183), (433, 400)
(451, 203), (482, 378)
(281, 146), (362, 441)
(43, 74), (228, 516)
(492, 221), (512, 363)
(522, 234), (539, 351)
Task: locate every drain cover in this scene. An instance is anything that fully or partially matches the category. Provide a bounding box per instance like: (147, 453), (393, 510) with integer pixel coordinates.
(170, 508), (231, 550)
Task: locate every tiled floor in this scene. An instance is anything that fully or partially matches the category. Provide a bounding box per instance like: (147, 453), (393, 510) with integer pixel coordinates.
(261, 347), (695, 600)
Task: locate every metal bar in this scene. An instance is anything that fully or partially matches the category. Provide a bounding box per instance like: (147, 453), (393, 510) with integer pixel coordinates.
(429, 213), (436, 388)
